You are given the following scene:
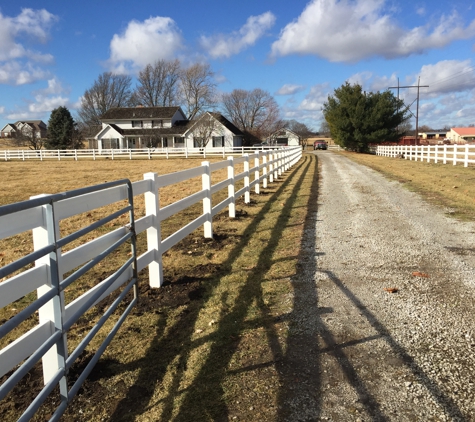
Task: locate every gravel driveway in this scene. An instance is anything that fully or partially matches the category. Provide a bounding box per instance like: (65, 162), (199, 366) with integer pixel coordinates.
(280, 151), (475, 421)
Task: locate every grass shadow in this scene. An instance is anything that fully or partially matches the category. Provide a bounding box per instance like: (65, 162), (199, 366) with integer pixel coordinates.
(103, 154), (315, 421)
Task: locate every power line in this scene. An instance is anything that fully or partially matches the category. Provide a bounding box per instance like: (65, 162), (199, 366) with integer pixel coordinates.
(427, 65), (475, 88)
(389, 77), (429, 142)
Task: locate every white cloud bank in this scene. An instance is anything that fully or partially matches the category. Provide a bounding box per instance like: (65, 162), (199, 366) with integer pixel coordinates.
(345, 60), (475, 127)
(0, 8), (57, 85)
(200, 12), (276, 59)
(275, 84), (306, 96)
(271, 0), (475, 63)
(108, 16), (184, 72)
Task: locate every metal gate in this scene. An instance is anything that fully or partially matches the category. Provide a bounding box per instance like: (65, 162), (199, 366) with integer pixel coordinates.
(0, 179), (138, 421)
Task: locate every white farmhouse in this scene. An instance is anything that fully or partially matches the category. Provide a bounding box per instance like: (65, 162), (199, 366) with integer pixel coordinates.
(94, 106), (243, 151)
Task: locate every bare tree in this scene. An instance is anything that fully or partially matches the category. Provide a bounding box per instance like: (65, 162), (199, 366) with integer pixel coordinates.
(179, 63), (217, 120)
(318, 120), (331, 137)
(284, 119), (313, 147)
(15, 123), (45, 150)
(221, 88), (281, 141)
(78, 72), (134, 126)
(135, 59), (181, 107)
(190, 112), (221, 149)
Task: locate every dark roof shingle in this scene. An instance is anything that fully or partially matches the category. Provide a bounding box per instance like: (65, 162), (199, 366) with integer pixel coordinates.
(101, 107), (183, 120)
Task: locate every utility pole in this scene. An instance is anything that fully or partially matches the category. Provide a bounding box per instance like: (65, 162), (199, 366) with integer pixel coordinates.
(389, 77), (428, 144)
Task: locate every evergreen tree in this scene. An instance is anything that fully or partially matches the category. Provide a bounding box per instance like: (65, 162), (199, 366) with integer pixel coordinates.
(323, 83), (409, 152)
(46, 106), (75, 149)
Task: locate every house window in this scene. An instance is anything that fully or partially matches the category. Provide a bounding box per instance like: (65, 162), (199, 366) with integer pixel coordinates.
(132, 120), (143, 128)
(212, 136), (224, 147)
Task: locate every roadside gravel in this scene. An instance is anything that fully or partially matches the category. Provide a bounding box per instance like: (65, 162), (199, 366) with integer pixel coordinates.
(282, 151), (475, 421)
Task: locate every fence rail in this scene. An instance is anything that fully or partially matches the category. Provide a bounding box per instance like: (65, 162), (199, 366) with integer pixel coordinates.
(376, 144), (475, 167)
(0, 146), (302, 421)
(1, 146), (287, 161)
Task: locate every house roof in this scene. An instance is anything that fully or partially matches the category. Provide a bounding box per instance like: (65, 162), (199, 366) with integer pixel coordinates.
(95, 121), (193, 139)
(0, 123), (17, 132)
(452, 127), (475, 136)
(208, 113), (244, 135)
(269, 128), (301, 139)
(184, 112), (244, 136)
(100, 106), (184, 120)
(1, 120), (47, 133)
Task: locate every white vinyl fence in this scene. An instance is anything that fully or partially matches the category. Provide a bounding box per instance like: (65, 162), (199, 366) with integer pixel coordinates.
(376, 144), (475, 167)
(1, 146), (284, 161)
(0, 146), (302, 421)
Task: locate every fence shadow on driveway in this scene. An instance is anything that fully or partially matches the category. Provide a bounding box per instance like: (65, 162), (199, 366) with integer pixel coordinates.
(102, 154), (316, 421)
(321, 270), (467, 421)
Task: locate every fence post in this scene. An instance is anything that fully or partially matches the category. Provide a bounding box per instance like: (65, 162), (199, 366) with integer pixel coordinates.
(269, 151), (274, 183)
(166, 148), (169, 159)
(129, 149), (132, 160)
(93, 149), (96, 161)
(185, 146), (188, 159)
(148, 148), (151, 160)
(254, 154), (260, 194)
(443, 144), (447, 164)
(143, 172), (163, 287)
(30, 194), (68, 397)
(242, 154), (250, 203)
(227, 156), (236, 218)
(201, 161), (213, 238)
(464, 144), (469, 167)
(453, 144), (457, 166)
(22, 150), (25, 161)
(434, 145), (438, 164)
(111, 149), (114, 160)
(262, 151), (268, 189)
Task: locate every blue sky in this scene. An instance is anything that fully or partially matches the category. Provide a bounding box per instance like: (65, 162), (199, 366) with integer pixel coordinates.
(1, 0), (475, 132)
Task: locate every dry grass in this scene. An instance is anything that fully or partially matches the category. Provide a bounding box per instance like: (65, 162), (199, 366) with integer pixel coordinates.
(339, 151), (475, 221)
(0, 153), (317, 421)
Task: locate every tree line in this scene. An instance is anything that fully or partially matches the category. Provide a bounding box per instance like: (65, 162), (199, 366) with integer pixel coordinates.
(21, 59), (415, 152)
(33, 59), (316, 150)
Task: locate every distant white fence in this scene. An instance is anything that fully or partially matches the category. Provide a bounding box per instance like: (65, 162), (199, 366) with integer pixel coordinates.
(376, 144), (475, 167)
(0, 147), (302, 421)
(1, 146), (285, 161)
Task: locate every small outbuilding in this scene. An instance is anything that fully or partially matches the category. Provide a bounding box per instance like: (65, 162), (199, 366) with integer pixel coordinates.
(267, 128), (301, 146)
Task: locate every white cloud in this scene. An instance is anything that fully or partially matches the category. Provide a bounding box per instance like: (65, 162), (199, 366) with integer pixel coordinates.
(0, 61), (51, 85)
(275, 84), (306, 95)
(416, 7), (426, 16)
(271, 0), (475, 63)
(4, 78), (72, 122)
(0, 106), (5, 114)
(108, 16), (184, 72)
(200, 12), (276, 59)
(34, 77), (68, 96)
(0, 8), (56, 85)
(417, 60), (475, 95)
(299, 83), (331, 111)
